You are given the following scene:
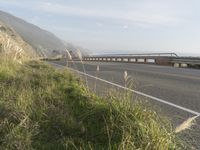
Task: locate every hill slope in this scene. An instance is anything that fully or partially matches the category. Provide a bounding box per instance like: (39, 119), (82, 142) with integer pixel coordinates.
(0, 10), (66, 57)
(0, 59), (184, 149)
(0, 20), (37, 60)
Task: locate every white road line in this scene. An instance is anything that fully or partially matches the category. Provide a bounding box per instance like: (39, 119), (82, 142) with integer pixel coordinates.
(49, 62), (200, 116)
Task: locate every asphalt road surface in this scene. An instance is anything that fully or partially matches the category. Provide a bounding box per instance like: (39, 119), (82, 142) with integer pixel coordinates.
(51, 59), (200, 113)
(49, 59), (200, 149)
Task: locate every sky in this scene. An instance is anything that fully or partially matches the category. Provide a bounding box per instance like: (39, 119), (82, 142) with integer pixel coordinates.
(0, 0), (200, 56)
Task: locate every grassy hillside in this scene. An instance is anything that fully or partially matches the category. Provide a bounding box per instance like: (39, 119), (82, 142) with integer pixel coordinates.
(0, 58), (184, 150)
(0, 10), (66, 57)
(0, 21), (37, 60)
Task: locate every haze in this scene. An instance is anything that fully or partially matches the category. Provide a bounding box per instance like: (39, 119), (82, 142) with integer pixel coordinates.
(1, 0), (200, 56)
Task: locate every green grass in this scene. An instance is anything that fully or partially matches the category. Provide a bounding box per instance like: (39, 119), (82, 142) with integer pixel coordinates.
(0, 59), (184, 150)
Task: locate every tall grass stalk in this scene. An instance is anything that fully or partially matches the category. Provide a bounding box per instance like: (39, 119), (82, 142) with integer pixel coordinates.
(65, 48), (80, 73)
(94, 65), (100, 93)
(65, 48), (72, 67)
(124, 71), (128, 87)
(76, 49), (89, 89)
(175, 116), (198, 133)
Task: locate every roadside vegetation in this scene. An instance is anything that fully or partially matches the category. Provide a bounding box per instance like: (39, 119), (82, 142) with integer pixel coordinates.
(0, 57), (184, 150)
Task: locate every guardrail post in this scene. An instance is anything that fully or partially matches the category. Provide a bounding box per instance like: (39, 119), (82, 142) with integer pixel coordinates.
(155, 57), (172, 66)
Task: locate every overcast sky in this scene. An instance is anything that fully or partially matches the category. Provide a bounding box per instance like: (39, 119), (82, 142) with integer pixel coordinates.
(0, 0), (200, 55)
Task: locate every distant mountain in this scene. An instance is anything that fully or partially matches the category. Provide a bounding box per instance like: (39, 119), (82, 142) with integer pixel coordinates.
(0, 10), (66, 57)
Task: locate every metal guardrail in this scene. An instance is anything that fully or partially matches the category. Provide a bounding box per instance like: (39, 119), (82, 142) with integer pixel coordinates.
(172, 58), (200, 64)
(83, 53), (200, 68)
(43, 52), (199, 68)
(171, 57), (200, 68)
(91, 53), (178, 57)
(83, 54), (175, 66)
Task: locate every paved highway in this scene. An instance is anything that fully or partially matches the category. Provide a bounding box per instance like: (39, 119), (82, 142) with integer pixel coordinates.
(51, 59), (200, 113)
(49, 59), (200, 148)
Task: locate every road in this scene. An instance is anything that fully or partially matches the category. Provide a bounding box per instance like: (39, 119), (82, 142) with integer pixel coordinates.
(51, 59), (200, 113)
(49, 59), (200, 148)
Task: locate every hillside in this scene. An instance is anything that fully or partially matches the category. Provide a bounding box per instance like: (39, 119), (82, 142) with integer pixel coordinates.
(0, 10), (66, 57)
(0, 20), (37, 60)
(0, 58), (184, 149)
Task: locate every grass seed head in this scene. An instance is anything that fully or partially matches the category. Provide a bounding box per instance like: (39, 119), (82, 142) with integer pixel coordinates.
(76, 49), (82, 60)
(124, 71), (128, 81)
(175, 116), (198, 133)
(96, 65), (100, 71)
(66, 49), (72, 60)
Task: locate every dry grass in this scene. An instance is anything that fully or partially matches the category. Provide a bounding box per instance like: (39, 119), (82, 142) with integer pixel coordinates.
(0, 24), (36, 61)
(0, 58), (185, 150)
(0, 32), (23, 61)
(175, 116), (198, 133)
